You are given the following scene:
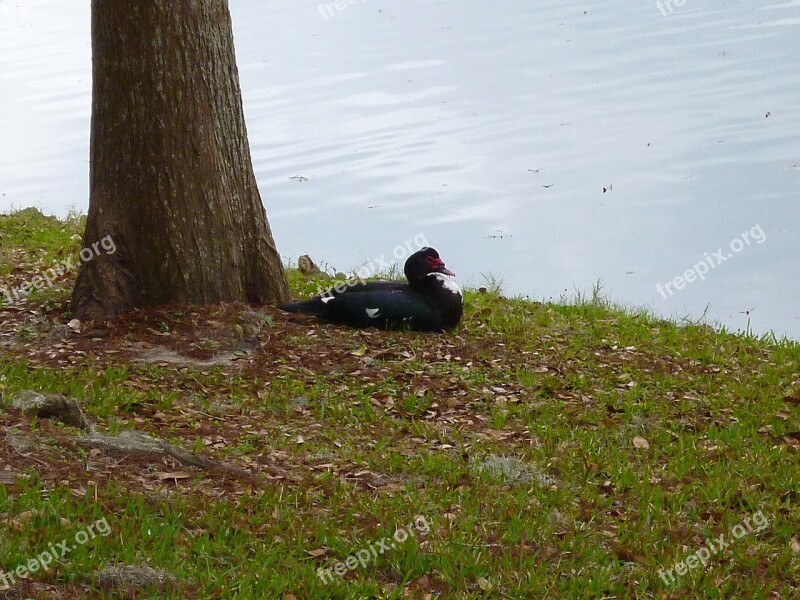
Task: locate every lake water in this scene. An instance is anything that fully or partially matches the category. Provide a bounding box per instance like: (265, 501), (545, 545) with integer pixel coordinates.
(1, 0), (798, 338)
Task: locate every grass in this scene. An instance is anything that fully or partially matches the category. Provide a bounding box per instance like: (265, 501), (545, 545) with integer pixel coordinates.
(0, 209), (798, 599)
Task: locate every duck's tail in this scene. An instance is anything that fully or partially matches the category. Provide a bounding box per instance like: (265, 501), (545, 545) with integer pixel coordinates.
(279, 297), (329, 316)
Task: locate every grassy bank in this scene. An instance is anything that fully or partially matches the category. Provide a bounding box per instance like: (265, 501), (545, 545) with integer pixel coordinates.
(1, 210), (798, 599)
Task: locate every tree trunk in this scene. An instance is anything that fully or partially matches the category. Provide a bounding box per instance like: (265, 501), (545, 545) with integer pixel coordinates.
(72, 0), (289, 321)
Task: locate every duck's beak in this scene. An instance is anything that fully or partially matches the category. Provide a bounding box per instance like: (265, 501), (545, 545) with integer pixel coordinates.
(437, 265), (456, 277)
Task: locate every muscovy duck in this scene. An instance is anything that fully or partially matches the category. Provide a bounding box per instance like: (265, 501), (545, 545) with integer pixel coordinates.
(280, 247), (463, 331)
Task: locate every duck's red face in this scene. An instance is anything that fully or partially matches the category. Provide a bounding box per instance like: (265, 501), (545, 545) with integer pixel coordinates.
(426, 254), (455, 277)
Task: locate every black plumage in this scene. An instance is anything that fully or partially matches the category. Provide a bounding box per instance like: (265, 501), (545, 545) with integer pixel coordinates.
(280, 247), (463, 331)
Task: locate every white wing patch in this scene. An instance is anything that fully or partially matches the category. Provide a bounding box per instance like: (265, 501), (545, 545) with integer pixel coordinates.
(321, 296), (335, 304)
(429, 272), (462, 297)
(365, 308), (381, 318)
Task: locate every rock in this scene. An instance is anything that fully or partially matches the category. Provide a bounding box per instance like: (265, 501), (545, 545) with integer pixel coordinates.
(9, 390), (90, 431)
(298, 255), (322, 276)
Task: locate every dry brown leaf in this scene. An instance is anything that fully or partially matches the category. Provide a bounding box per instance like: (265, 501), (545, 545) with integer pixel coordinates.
(633, 436), (650, 449)
(145, 326), (171, 337)
(7, 510), (36, 529)
(615, 547), (639, 562)
(307, 548), (327, 557)
(792, 536), (800, 554)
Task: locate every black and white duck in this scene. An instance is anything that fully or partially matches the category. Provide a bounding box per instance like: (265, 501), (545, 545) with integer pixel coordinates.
(279, 247), (463, 331)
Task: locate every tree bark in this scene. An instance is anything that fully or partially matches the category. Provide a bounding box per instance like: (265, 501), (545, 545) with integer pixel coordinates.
(73, 0), (289, 321)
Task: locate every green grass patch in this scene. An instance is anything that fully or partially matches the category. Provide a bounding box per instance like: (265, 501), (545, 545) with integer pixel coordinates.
(0, 211), (798, 598)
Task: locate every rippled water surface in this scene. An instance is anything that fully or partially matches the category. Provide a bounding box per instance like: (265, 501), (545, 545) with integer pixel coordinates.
(1, 0), (798, 336)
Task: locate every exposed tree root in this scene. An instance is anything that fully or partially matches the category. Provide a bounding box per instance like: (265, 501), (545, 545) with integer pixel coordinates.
(75, 430), (253, 479)
(7, 390), (253, 480)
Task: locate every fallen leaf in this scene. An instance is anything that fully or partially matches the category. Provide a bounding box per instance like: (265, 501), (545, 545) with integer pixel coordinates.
(145, 327), (170, 337)
(791, 536), (800, 554)
(7, 510), (36, 529)
(615, 548), (639, 562)
(477, 577), (493, 591)
(307, 548), (327, 557)
(633, 436), (650, 449)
